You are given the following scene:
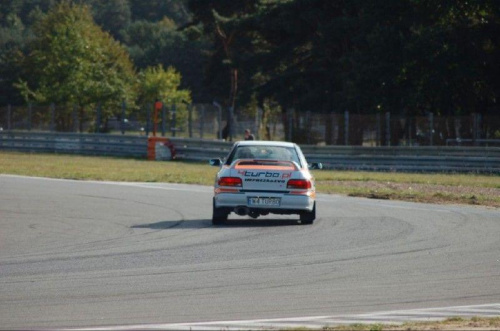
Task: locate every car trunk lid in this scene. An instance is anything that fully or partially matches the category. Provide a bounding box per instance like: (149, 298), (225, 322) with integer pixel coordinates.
(231, 159), (298, 192)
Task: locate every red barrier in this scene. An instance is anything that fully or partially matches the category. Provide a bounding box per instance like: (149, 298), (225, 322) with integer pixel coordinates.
(147, 137), (176, 160)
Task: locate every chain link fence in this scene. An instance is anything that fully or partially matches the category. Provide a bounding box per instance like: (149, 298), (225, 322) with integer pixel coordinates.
(1, 103), (499, 146)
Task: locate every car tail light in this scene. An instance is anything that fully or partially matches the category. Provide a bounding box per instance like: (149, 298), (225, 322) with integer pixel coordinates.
(218, 177), (242, 187)
(287, 179), (311, 189)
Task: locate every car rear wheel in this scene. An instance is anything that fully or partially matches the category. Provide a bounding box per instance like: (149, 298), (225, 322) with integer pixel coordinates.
(300, 202), (316, 224)
(212, 198), (228, 225)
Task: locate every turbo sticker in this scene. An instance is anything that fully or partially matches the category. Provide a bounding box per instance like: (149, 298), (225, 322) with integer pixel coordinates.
(238, 170), (281, 177)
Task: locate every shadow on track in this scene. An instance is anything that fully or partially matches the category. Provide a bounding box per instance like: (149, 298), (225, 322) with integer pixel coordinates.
(217, 218), (303, 227)
(131, 218), (303, 230)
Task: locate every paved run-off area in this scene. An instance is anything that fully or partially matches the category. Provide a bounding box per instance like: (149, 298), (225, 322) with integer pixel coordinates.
(0, 175), (499, 329)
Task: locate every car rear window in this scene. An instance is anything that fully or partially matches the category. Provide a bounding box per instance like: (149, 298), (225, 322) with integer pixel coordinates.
(227, 145), (301, 167)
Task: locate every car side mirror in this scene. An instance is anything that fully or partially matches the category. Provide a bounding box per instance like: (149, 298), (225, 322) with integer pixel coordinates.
(209, 158), (222, 167)
(309, 162), (323, 170)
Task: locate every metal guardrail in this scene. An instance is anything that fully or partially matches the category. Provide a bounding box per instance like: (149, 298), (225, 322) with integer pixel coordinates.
(445, 138), (500, 147)
(170, 137), (500, 173)
(1, 132), (500, 173)
(0, 131), (147, 158)
(170, 137), (231, 160)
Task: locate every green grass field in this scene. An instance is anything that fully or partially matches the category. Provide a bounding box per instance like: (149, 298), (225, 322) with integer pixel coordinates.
(1, 151), (499, 207)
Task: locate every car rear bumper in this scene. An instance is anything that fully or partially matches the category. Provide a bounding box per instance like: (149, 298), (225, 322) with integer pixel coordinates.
(214, 192), (315, 212)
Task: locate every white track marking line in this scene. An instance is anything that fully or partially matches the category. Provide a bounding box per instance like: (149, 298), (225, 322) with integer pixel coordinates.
(451, 308), (500, 313)
(355, 303), (500, 317)
(62, 303), (500, 331)
(0, 174), (211, 193)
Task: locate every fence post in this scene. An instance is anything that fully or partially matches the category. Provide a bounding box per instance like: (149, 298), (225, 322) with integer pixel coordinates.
(344, 110), (349, 145)
(72, 104), (78, 132)
(188, 104), (193, 138)
(171, 103), (177, 137)
(199, 105), (205, 139)
(228, 107), (234, 141)
(472, 113), (477, 146)
(97, 102), (102, 132)
(7, 104), (11, 130)
(146, 104), (151, 136)
(376, 113), (381, 146)
(161, 103), (166, 137)
(28, 103), (32, 131)
(257, 107), (263, 140)
(255, 107), (259, 140)
(385, 112), (391, 146)
(408, 117), (412, 146)
(95, 103), (102, 133)
(121, 100), (126, 135)
(216, 104), (222, 139)
(330, 112), (336, 145)
(429, 112), (434, 146)
(50, 103), (55, 132)
(306, 111), (311, 144)
(477, 113), (482, 142)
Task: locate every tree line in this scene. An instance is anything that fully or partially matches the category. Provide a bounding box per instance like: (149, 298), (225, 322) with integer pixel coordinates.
(1, 1), (196, 131)
(1, 0), (499, 130)
(186, 0), (499, 118)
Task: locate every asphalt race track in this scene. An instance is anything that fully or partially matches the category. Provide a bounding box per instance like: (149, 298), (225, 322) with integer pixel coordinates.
(1, 175), (499, 329)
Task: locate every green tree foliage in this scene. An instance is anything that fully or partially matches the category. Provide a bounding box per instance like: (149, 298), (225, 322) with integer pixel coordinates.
(129, 0), (190, 25)
(15, 2), (137, 131)
(406, 0), (499, 116)
(0, 0), (57, 25)
(0, 13), (29, 105)
(187, 0), (260, 109)
(236, 0), (359, 111)
(80, 0), (132, 39)
(0, 0), (57, 105)
(123, 18), (209, 102)
(350, 0), (500, 117)
(192, 0), (499, 118)
(137, 64), (191, 130)
(0, 0), (198, 107)
(2, 0), (498, 121)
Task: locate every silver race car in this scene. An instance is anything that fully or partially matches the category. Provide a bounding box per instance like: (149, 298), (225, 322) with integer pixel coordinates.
(209, 141), (322, 225)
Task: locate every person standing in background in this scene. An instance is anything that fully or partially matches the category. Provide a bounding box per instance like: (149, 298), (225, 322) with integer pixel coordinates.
(244, 128), (255, 140)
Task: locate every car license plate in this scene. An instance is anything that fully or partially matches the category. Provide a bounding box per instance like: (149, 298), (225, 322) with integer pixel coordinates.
(248, 197), (281, 206)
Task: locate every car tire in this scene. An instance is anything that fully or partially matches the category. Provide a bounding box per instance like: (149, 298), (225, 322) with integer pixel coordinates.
(212, 198), (228, 225)
(300, 202), (315, 224)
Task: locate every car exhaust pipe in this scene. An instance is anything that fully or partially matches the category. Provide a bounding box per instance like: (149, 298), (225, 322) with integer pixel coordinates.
(235, 206), (249, 216)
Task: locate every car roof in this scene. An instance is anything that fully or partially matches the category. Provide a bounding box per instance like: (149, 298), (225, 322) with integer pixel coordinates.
(234, 140), (297, 148)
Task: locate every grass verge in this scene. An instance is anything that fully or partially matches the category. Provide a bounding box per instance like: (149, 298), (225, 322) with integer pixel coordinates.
(1, 151), (499, 207)
(309, 316), (500, 330)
